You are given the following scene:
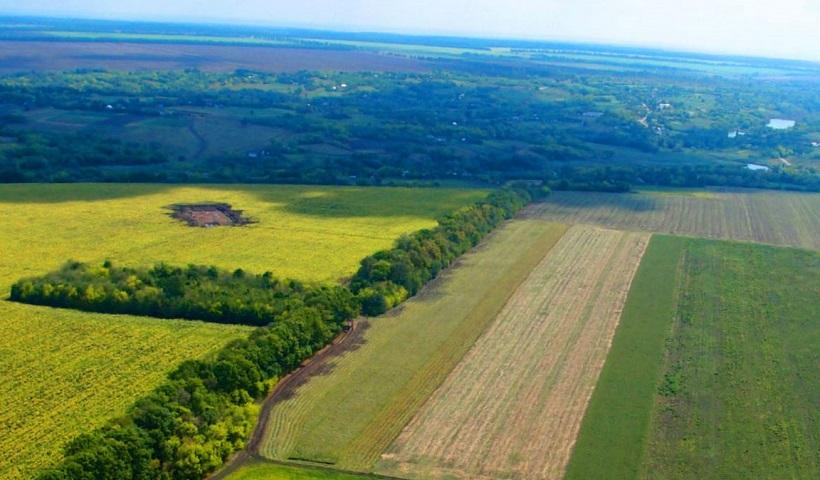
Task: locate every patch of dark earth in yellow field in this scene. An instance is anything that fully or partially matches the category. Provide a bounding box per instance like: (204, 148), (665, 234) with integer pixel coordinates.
(169, 203), (255, 227)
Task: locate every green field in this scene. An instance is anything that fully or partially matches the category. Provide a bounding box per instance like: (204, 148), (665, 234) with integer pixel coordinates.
(566, 236), (819, 479)
(642, 240), (819, 479)
(564, 235), (687, 480)
(259, 219), (568, 470)
(0, 183), (481, 480)
(228, 461), (379, 480)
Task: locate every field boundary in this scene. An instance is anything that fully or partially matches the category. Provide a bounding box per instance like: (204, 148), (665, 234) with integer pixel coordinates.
(564, 235), (687, 480)
(378, 226), (650, 479)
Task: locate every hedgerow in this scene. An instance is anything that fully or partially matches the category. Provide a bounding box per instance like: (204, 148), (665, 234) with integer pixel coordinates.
(20, 186), (542, 480)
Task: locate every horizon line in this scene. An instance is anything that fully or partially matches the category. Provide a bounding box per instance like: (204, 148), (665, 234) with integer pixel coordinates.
(2, 11), (820, 65)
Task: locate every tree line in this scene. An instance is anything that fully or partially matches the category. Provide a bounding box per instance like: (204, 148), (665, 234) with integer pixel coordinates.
(20, 186), (537, 480)
(351, 186), (546, 314)
(11, 262), (356, 327)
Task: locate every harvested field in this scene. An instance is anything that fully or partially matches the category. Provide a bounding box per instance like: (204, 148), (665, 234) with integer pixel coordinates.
(524, 189), (820, 250)
(565, 235), (687, 480)
(258, 220), (569, 471)
(0, 41), (430, 73)
(377, 225), (650, 480)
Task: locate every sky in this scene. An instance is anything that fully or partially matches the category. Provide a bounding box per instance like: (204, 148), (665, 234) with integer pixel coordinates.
(2, 0), (819, 62)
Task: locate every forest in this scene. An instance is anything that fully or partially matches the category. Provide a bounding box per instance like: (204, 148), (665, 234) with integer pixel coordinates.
(0, 66), (817, 191)
(10, 262), (357, 327)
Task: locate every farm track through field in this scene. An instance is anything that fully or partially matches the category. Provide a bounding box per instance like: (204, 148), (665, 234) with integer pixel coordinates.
(377, 226), (650, 480)
(210, 319), (368, 480)
(524, 189), (820, 250)
(256, 220), (569, 471)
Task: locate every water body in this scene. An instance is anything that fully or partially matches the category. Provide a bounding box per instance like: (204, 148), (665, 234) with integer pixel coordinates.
(767, 118), (796, 130)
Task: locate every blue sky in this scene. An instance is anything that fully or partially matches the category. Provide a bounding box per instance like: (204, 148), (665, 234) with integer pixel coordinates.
(2, 0), (819, 61)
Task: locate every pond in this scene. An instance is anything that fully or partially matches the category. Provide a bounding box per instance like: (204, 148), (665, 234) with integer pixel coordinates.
(767, 118), (796, 130)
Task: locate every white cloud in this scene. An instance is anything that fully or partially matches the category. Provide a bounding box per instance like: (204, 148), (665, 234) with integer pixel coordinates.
(2, 0), (819, 61)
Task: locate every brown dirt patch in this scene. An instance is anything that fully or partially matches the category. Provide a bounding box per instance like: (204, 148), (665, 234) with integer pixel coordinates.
(170, 203), (254, 227)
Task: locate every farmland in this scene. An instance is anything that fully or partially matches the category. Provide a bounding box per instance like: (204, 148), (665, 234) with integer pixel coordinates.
(564, 235), (688, 480)
(0, 183), (483, 283)
(377, 226), (650, 480)
(566, 237), (819, 479)
(0, 41), (430, 73)
(259, 220), (569, 470)
(525, 189), (820, 250)
(0, 183), (480, 480)
(228, 461), (378, 480)
(0, 306), (250, 480)
(642, 240), (819, 479)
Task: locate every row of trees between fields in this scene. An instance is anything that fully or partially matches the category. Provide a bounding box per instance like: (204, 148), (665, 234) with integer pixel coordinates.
(351, 186), (545, 314)
(11, 263), (357, 327)
(18, 186), (539, 480)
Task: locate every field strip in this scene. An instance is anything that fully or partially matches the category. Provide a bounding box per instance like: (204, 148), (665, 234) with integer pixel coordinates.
(257, 220), (569, 470)
(563, 235), (687, 480)
(523, 189), (820, 251)
(376, 225), (650, 480)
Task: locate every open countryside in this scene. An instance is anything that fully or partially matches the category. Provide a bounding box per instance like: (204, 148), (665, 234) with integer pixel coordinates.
(565, 237), (819, 480)
(525, 189), (820, 250)
(0, 183), (481, 480)
(377, 226), (649, 480)
(1, 6), (818, 480)
(259, 220), (568, 470)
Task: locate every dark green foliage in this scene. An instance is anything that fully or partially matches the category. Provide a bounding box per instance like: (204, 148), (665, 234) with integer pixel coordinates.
(33, 296), (353, 480)
(351, 187), (539, 313)
(10, 262), (357, 327)
(1, 68), (817, 190)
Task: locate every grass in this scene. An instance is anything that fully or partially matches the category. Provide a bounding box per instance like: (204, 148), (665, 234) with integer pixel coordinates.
(228, 460), (382, 480)
(641, 240), (819, 479)
(0, 183), (482, 480)
(564, 235), (687, 480)
(566, 236), (819, 479)
(526, 189), (820, 250)
(259, 219), (569, 471)
(377, 226), (650, 480)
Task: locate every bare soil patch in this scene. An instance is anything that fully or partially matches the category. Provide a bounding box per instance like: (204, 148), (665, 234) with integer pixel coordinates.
(170, 203), (254, 227)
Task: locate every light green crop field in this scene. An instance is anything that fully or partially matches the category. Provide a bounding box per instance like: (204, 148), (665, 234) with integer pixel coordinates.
(228, 461), (379, 480)
(259, 219), (569, 471)
(566, 236), (819, 480)
(524, 189), (820, 250)
(0, 183), (482, 480)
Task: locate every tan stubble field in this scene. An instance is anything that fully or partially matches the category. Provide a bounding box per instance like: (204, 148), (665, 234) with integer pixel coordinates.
(377, 225), (651, 480)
